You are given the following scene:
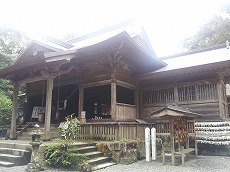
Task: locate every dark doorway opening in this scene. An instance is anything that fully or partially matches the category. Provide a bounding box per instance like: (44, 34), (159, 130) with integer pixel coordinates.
(52, 84), (79, 123)
(84, 85), (111, 119)
(117, 85), (134, 105)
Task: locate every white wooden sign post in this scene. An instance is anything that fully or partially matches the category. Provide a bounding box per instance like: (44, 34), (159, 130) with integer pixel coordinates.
(151, 127), (157, 160)
(145, 127), (151, 162)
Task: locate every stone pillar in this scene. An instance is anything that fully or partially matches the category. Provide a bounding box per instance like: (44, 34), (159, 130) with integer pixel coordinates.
(111, 82), (117, 120)
(10, 82), (19, 139)
(44, 77), (54, 140)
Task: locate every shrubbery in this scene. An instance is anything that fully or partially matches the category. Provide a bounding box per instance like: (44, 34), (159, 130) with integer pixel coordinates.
(44, 114), (86, 170)
(0, 92), (12, 132)
(44, 144), (87, 169)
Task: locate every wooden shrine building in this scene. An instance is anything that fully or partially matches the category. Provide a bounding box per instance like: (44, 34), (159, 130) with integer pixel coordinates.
(1, 20), (230, 140)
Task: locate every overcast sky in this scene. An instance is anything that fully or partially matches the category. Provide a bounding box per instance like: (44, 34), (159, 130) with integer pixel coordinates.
(0, 0), (229, 57)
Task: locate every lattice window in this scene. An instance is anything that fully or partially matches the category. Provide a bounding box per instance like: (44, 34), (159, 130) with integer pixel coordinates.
(178, 83), (217, 102)
(178, 85), (196, 101)
(143, 88), (174, 104)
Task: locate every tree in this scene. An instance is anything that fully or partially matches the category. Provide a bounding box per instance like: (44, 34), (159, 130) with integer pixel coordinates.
(0, 28), (30, 98)
(0, 29), (29, 134)
(0, 28), (30, 56)
(0, 52), (14, 98)
(183, 3), (230, 51)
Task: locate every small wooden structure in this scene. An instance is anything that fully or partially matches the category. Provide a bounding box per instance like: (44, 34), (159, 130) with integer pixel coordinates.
(150, 105), (198, 166)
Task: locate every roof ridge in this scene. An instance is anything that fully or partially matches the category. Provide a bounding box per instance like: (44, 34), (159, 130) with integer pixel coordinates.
(159, 44), (226, 60)
(66, 19), (135, 44)
(42, 35), (74, 49)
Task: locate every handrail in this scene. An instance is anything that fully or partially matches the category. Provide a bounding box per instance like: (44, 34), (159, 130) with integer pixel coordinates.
(5, 122), (32, 140)
(16, 122), (32, 137)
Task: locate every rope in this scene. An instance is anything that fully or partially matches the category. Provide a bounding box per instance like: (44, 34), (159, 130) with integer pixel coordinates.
(52, 84), (79, 102)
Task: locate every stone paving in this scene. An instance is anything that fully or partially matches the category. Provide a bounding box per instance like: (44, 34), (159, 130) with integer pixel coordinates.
(0, 156), (230, 172)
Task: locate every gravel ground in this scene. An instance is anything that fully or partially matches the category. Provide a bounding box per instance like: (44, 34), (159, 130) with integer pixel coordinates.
(1, 156), (230, 172)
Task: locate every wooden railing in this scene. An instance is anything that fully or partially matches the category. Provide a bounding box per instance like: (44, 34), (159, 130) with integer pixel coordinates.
(76, 121), (195, 141)
(76, 122), (154, 141)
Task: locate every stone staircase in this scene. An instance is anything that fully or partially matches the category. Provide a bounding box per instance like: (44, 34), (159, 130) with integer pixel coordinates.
(0, 141), (31, 167)
(71, 142), (116, 171)
(0, 140), (116, 170)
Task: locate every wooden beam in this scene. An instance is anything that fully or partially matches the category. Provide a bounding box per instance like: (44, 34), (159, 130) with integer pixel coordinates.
(81, 79), (112, 88)
(10, 83), (19, 139)
(111, 82), (117, 120)
(18, 75), (46, 84)
(114, 79), (136, 89)
(44, 77), (54, 140)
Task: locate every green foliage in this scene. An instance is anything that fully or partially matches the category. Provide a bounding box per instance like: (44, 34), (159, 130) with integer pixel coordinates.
(0, 52), (14, 98)
(0, 52), (14, 69)
(0, 28), (30, 56)
(0, 92), (12, 131)
(44, 144), (87, 169)
(59, 114), (80, 144)
(183, 2), (230, 51)
(135, 146), (141, 160)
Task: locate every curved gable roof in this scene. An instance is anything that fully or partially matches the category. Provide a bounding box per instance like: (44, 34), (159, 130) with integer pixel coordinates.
(13, 40), (62, 64)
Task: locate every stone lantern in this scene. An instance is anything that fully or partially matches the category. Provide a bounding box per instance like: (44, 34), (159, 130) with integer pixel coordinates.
(26, 124), (44, 172)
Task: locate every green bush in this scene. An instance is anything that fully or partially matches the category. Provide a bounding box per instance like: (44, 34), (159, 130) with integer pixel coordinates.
(44, 144), (87, 169)
(0, 92), (12, 132)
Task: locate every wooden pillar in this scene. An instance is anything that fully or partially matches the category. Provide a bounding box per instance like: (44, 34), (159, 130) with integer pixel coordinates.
(174, 85), (179, 106)
(162, 144), (166, 165)
(170, 119), (175, 166)
(78, 85), (84, 117)
(44, 77), (54, 140)
(139, 88), (143, 119)
(10, 83), (19, 139)
(135, 82), (139, 119)
(111, 82), (117, 120)
(193, 119), (198, 156)
(218, 73), (228, 119)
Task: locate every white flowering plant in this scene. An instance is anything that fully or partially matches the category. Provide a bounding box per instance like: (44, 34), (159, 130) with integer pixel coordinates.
(59, 114), (80, 145)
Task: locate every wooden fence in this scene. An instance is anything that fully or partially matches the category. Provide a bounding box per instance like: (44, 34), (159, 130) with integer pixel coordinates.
(75, 121), (194, 141)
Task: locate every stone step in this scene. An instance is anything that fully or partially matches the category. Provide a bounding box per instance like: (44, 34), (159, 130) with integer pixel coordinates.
(0, 160), (14, 167)
(93, 162), (116, 171)
(26, 127), (59, 132)
(20, 131), (59, 137)
(0, 147), (30, 157)
(16, 136), (33, 141)
(72, 142), (96, 148)
(74, 146), (98, 154)
(0, 141), (31, 167)
(0, 142), (31, 150)
(0, 153), (24, 165)
(17, 132), (60, 140)
(88, 156), (111, 166)
(82, 151), (104, 159)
